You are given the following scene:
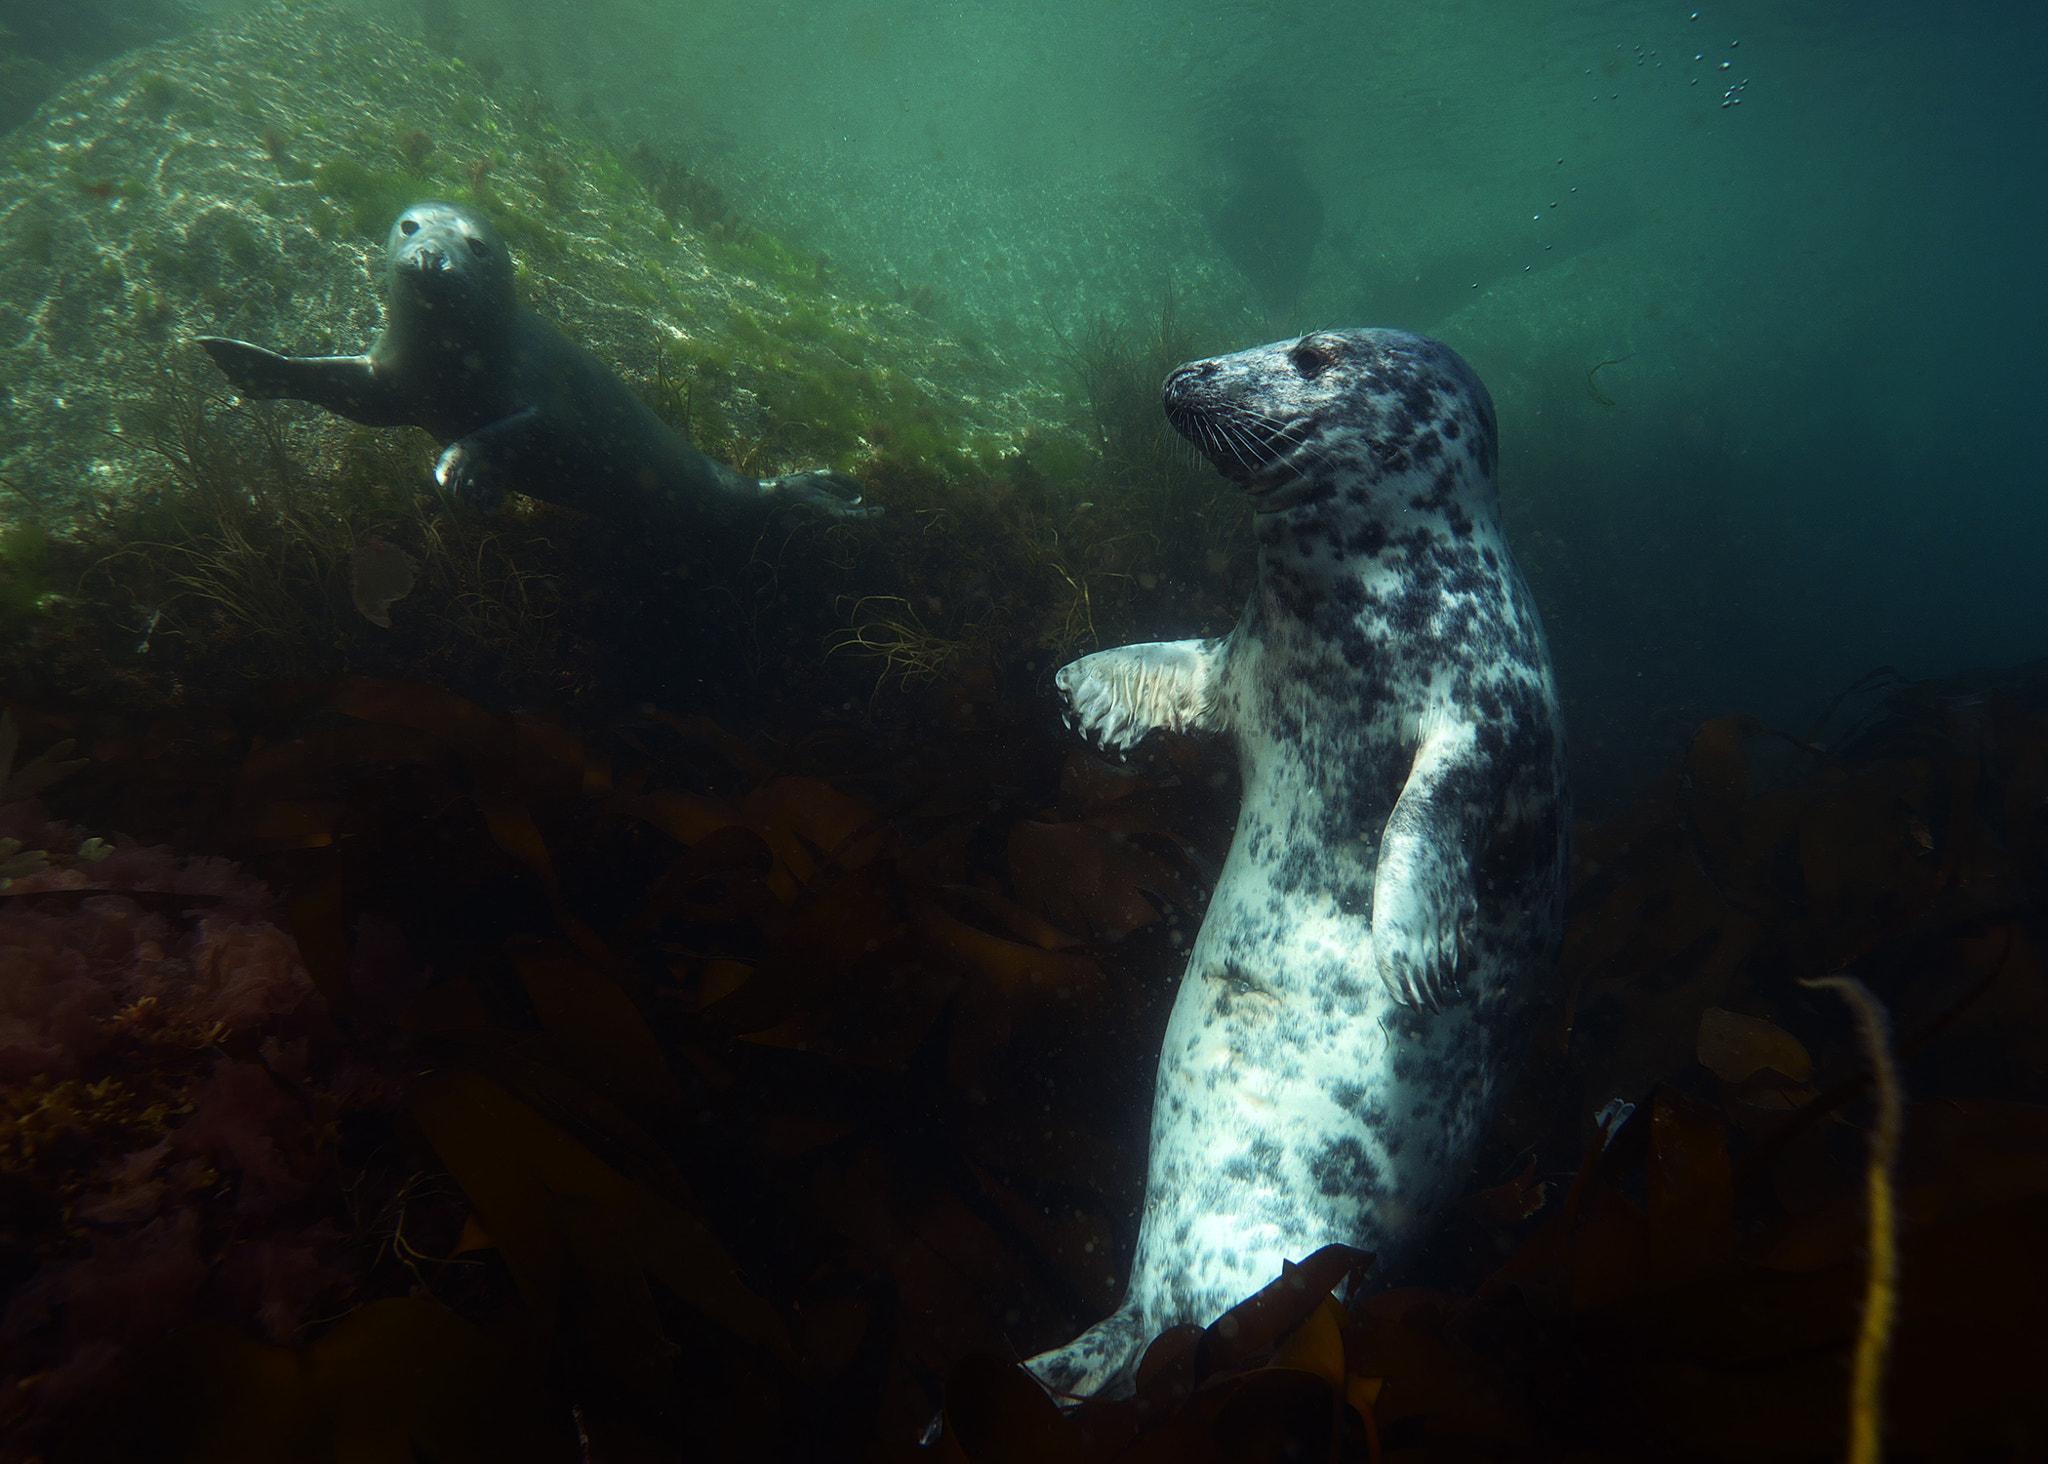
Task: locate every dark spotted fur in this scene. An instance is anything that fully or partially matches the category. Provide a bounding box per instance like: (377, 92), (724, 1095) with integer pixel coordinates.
(1026, 329), (1568, 1401)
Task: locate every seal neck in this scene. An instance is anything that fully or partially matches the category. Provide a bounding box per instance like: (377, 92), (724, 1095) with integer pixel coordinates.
(1240, 482), (1507, 654)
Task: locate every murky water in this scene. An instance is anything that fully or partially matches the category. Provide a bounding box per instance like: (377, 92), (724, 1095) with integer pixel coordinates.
(2, 3), (2045, 1459)
(331, 0), (2048, 802)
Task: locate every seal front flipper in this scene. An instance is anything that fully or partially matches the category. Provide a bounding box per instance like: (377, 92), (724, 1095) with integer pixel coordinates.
(1372, 723), (1486, 1012)
(1055, 638), (1228, 753)
(433, 407), (545, 512)
(194, 338), (413, 427)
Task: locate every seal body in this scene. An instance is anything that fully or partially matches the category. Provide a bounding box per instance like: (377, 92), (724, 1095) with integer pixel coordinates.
(1027, 329), (1568, 1400)
(197, 201), (863, 542)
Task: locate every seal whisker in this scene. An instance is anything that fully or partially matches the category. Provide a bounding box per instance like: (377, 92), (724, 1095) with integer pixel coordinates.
(1212, 417), (1260, 472)
(1216, 404), (1340, 477)
(1204, 417), (1240, 468)
(1212, 404), (1306, 467)
(1222, 413), (1277, 463)
(1225, 422), (1273, 474)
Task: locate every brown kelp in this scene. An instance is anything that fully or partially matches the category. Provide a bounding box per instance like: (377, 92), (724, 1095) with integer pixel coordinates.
(2, 660), (2044, 1461)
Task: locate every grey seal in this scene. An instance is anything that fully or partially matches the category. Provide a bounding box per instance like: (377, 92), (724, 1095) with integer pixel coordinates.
(197, 201), (866, 543)
(1025, 328), (1569, 1400)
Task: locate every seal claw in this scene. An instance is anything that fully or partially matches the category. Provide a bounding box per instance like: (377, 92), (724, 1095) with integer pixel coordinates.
(433, 438), (505, 513)
(1054, 639), (1227, 754)
(761, 470), (881, 521)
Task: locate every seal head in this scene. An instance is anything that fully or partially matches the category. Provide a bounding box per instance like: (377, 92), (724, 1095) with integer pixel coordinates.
(1027, 329), (1566, 1401)
(1165, 328), (1497, 522)
(383, 200), (515, 331)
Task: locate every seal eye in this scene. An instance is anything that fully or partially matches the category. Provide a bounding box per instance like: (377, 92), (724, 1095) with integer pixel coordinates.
(399, 219), (420, 236)
(1290, 344), (1331, 380)
(466, 237), (490, 258)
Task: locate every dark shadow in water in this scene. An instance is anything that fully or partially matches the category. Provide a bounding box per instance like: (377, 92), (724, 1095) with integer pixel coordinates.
(0, 0), (184, 62)
(0, 0), (191, 132)
(1335, 181), (1645, 334)
(1201, 138), (1326, 316)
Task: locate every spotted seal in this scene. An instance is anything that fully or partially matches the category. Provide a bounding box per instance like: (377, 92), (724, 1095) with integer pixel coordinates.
(197, 201), (866, 544)
(1025, 328), (1568, 1400)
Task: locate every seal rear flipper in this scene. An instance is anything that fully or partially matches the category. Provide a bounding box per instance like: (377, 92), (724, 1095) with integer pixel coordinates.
(1021, 1300), (1148, 1405)
(433, 407), (546, 512)
(1055, 638), (1228, 753)
(1372, 725), (1486, 1012)
(194, 338), (412, 426)
(757, 469), (880, 521)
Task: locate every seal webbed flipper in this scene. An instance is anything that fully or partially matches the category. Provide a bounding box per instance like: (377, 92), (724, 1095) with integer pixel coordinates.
(757, 469), (881, 521)
(1055, 638), (1228, 753)
(1371, 722), (1485, 1012)
(1022, 1299), (1147, 1405)
(433, 407), (545, 512)
(195, 337), (413, 427)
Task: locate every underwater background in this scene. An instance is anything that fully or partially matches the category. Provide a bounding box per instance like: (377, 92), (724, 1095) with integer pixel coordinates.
(363, 0), (2048, 806)
(1, 1), (2046, 1460)
(1, 0), (2041, 805)
(415, 0), (2048, 787)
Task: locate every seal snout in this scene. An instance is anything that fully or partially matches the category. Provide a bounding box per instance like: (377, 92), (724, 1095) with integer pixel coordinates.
(1163, 354), (1314, 498)
(384, 202), (515, 320)
(1162, 358), (1219, 404)
(1162, 359), (1242, 474)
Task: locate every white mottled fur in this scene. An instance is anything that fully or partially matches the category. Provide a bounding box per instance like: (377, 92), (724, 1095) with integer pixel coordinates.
(1025, 329), (1568, 1402)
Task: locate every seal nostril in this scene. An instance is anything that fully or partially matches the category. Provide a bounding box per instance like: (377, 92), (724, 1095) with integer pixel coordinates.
(467, 237), (489, 258)
(1164, 361), (1211, 398)
(399, 218), (420, 236)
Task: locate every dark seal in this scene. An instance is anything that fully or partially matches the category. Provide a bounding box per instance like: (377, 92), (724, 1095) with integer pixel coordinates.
(1025, 328), (1569, 1401)
(197, 201), (866, 543)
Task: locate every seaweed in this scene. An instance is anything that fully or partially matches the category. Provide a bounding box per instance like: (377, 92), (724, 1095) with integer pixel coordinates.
(1585, 352), (1634, 407)
(16, 358), (568, 704)
(1799, 975), (1903, 1464)
(825, 594), (971, 689)
(395, 126), (435, 172)
(313, 156), (429, 239)
(134, 70), (179, 114)
(3, 654), (2046, 1459)
(622, 140), (740, 235)
(0, 520), (52, 633)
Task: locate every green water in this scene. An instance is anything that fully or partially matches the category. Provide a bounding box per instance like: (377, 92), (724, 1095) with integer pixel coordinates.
(336, 0), (2046, 796)
(8, 0), (2046, 797)
(2, 6), (2044, 1455)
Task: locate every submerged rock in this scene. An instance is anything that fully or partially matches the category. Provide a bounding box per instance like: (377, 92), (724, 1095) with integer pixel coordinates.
(348, 535), (417, 628)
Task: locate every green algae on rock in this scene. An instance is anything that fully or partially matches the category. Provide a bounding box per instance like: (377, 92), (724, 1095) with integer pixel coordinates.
(0, 3), (1267, 718)
(0, 0), (1065, 547)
